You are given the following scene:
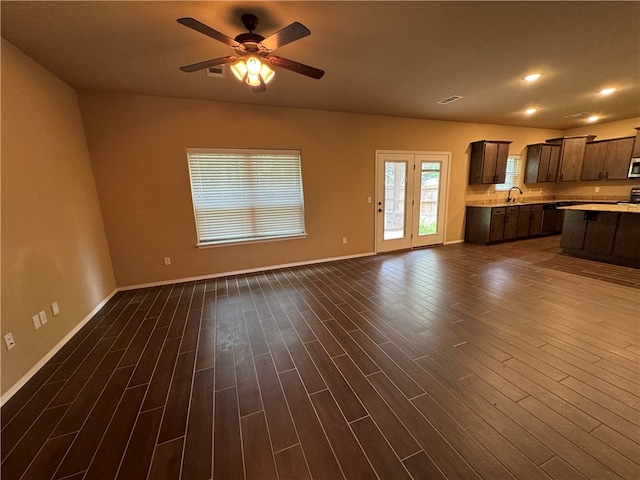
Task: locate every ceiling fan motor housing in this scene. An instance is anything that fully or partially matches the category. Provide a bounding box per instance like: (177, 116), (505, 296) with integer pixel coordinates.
(240, 13), (259, 32)
(234, 33), (265, 47)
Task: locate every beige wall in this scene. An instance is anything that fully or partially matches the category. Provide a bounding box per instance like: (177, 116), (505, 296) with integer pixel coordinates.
(79, 91), (564, 288)
(1, 40), (116, 396)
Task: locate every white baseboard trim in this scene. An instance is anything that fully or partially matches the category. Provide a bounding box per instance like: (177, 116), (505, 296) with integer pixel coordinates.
(444, 239), (465, 245)
(0, 288), (119, 407)
(119, 252), (377, 291)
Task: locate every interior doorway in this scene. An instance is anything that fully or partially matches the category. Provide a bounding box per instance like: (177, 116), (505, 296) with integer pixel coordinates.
(375, 150), (450, 253)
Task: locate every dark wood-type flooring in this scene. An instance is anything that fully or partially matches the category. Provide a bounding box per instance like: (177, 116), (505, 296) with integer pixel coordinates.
(2, 236), (640, 479)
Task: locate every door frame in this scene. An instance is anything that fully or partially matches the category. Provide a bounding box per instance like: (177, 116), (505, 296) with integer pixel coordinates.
(374, 150), (451, 254)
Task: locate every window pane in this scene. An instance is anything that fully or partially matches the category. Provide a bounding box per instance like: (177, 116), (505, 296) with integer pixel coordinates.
(495, 156), (520, 191)
(419, 161), (440, 235)
(187, 149), (305, 245)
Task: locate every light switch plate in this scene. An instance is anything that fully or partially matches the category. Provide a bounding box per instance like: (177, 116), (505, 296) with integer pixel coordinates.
(51, 302), (60, 316)
(39, 310), (48, 325)
(32, 314), (41, 330)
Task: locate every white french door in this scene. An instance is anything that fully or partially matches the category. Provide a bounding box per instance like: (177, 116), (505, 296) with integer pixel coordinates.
(375, 151), (450, 253)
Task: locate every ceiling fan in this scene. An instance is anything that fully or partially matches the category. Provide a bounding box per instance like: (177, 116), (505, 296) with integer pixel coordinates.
(177, 13), (325, 93)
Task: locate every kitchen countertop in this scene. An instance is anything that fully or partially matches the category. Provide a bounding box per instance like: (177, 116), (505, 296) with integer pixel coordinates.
(467, 201), (559, 208)
(559, 203), (640, 214)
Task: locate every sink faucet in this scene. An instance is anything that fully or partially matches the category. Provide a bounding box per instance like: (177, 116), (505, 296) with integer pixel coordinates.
(507, 186), (523, 203)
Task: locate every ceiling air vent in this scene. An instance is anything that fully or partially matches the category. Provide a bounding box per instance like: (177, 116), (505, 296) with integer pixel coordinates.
(206, 65), (226, 78)
(563, 112), (589, 119)
(438, 95), (463, 105)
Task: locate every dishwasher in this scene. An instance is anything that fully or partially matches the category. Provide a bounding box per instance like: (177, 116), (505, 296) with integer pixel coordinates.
(540, 203), (559, 235)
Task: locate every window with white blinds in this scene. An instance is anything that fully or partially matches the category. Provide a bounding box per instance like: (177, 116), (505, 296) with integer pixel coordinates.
(187, 149), (306, 246)
(495, 156), (521, 191)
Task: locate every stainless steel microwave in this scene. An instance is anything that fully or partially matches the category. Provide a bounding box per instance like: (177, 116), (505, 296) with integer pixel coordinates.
(629, 158), (640, 178)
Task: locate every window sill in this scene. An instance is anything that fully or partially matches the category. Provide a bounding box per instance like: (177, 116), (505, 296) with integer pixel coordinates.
(196, 233), (308, 249)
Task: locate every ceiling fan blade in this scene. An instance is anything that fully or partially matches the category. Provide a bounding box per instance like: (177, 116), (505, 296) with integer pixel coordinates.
(268, 56), (325, 79)
(177, 17), (240, 48)
(260, 22), (310, 51)
(179, 56), (238, 73)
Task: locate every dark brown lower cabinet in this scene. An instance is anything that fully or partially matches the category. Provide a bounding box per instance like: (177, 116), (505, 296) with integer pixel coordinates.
(561, 210), (618, 253)
(503, 207), (518, 240)
(560, 210), (587, 250)
(612, 213), (640, 259)
(539, 205), (556, 235)
(529, 205), (543, 236)
(555, 209), (565, 233)
(465, 203), (561, 245)
(583, 211), (617, 254)
(560, 209), (639, 268)
(489, 208), (505, 243)
(516, 205), (531, 238)
(464, 206), (503, 244)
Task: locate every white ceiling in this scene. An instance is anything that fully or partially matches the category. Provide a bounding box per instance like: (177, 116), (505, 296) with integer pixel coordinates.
(2, 1), (639, 130)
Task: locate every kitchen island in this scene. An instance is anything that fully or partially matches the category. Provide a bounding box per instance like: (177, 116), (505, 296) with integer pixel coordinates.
(559, 203), (640, 268)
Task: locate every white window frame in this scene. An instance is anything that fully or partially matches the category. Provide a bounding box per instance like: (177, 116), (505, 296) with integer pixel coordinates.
(186, 148), (307, 247)
(495, 155), (521, 191)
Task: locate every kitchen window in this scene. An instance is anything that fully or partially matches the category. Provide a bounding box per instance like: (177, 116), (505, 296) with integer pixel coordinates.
(495, 155), (521, 191)
(187, 148), (306, 246)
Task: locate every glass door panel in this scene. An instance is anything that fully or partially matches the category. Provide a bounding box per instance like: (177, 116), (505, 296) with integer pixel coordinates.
(376, 153), (413, 252)
(384, 161), (407, 240)
(418, 162), (441, 237)
(412, 153), (448, 247)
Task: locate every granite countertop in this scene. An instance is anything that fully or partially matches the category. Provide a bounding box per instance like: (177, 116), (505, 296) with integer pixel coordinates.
(468, 200), (559, 208)
(559, 203), (640, 214)
(467, 199), (624, 208)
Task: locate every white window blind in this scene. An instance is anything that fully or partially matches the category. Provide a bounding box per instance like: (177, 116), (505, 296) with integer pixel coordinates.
(496, 156), (520, 191)
(187, 149), (306, 246)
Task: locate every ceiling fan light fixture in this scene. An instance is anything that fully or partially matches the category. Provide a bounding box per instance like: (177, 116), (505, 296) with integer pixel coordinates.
(231, 57), (275, 87)
(245, 56), (262, 76)
(260, 64), (275, 84)
(246, 73), (262, 87)
(230, 60), (248, 81)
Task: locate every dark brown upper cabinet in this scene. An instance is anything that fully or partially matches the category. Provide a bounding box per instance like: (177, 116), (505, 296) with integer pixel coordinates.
(581, 137), (635, 181)
(468, 140), (512, 185)
(524, 143), (561, 183)
(547, 135), (596, 182)
(632, 127), (640, 158)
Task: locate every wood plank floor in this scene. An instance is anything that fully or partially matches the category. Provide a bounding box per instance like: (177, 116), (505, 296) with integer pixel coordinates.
(2, 236), (639, 480)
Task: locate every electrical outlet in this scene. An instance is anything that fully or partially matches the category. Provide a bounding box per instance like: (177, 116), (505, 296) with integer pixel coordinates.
(51, 302), (60, 316)
(595, 187), (600, 193)
(4, 333), (15, 350)
(164, 257), (171, 266)
(39, 310), (48, 325)
(32, 314), (42, 330)
(342, 237), (347, 244)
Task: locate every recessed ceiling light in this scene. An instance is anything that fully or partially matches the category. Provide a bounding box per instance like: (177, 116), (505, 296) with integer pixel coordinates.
(587, 115), (600, 123)
(599, 87), (616, 95)
(525, 108), (537, 115)
(523, 73), (542, 82)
